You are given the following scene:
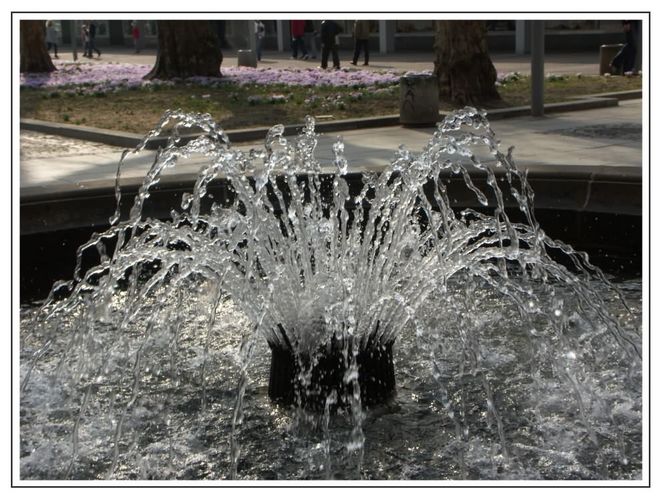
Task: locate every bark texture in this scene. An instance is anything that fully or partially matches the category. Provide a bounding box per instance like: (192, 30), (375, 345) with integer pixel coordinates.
(145, 21), (223, 80)
(20, 20), (56, 73)
(434, 21), (500, 106)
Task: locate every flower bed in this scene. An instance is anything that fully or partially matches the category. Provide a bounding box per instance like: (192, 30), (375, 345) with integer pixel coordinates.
(20, 61), (404, 95)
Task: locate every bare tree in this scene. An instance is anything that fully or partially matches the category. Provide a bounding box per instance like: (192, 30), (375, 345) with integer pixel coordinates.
(20, 20), (56, 73)
(434, 21), (500, 106)
(145, 20), (223, 80)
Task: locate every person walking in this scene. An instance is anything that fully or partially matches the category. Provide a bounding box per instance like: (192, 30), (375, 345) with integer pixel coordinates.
(255, 20), (265, 61)
(45, 20), (59, 59)
(290, 20), (308, 59)
(610, 20), (637, 74)
(320, 20), (341, 69)
(87, 21), (101, 58)
(304, 20), (318, 59)
(80, 23), (90, 58)
(351, 20), (371, 66)
(131, 21), (141, 54)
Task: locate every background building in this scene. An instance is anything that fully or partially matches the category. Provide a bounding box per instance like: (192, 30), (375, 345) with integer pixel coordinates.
(49, 19), (638, 63)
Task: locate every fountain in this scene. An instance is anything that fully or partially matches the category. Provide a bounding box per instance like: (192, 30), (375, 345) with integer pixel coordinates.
(19, 108), (642, 480)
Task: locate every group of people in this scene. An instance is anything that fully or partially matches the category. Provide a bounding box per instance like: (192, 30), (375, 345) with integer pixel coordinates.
(295, 20), (372, 70)
(45, 19), (638, 76)
(44, 20), (142, 60)
(79, 21), (101, 58)
(46, 20), (102, 59)
(254, 20), (372, 70)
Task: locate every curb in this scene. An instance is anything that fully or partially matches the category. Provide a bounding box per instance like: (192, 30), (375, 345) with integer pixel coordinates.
(581, 89), (642, 100)
(20, 90), (640, 149)
(20, 119), (145, 149)
(20, 115), (402, 149)
(483, 96), (619, 120)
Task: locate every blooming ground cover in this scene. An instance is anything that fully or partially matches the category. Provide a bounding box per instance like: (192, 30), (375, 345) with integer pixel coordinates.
(20, 61), (405, 94)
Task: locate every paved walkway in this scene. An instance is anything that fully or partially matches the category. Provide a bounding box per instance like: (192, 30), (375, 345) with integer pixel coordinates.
(20, 99), (642, 197)
(58, 48), (603, 76)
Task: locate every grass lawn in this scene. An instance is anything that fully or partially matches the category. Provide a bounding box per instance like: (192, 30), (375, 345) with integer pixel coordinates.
(20, 74), (642, 135)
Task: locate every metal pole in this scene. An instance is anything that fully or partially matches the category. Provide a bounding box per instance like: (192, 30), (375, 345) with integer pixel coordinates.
(247, 20), (256, 51)
(515, 20), (526, 55)
(276, 20), (284, 52)
(379, 20), (387, 55)
(530, 20), (545, 117)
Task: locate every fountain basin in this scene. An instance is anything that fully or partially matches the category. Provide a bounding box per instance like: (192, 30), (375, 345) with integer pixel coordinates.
(18, 111), (644, 480)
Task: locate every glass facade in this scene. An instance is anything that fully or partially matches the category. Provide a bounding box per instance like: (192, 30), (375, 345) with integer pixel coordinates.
(395, 20), (434, 33)
(47, 19), (630, 51)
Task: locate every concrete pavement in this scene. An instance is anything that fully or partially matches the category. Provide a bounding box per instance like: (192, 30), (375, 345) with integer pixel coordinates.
(57, 48), (604, 77)
(20, 99), (642, 198)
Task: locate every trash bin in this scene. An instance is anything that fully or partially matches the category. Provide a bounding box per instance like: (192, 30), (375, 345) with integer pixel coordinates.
(599, 44), (624, 75)
(237, 49), (257, 68)
(399, 74), (439, 127)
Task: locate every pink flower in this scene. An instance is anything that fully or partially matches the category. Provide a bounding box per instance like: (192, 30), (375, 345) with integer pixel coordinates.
(21, 61), (402, 90)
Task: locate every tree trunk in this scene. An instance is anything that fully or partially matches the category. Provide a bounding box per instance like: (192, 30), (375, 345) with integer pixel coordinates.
(434, 21), (500, 106)
(145, 21), (223, 80)
(20, 20), (56, 73)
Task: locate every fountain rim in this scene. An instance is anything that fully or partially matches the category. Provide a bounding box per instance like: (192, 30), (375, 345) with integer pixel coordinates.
(20, 162), (642, 235)
(20, 162), (641, 201)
